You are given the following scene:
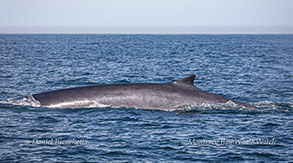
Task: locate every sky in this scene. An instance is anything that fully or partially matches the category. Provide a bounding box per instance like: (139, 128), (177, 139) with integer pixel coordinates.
(0, 0), (292, 34)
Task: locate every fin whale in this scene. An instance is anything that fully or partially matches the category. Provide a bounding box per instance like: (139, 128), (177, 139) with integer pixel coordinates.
(8, 75), (256, 110)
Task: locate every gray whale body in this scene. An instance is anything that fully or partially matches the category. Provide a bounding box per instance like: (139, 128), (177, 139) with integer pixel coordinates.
(11, 75), (256, 110)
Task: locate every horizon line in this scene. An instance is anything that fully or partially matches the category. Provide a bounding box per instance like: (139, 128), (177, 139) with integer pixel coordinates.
(0, 26), (292, 34)
(1, 32), (293, 35)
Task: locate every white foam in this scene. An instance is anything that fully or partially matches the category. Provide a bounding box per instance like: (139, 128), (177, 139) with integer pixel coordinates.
(252, 101), (293, 110)
(87, 101), (111, 108)
(168, 100), (246, 112)
(1, 96), (112, 109)
(6, 95), (41, 107)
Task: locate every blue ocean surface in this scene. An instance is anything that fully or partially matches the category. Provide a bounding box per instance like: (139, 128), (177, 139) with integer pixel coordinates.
(0, 34), (292, 162)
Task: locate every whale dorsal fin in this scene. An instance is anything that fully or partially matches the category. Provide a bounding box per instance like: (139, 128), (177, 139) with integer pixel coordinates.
(172, 75), (195, 85)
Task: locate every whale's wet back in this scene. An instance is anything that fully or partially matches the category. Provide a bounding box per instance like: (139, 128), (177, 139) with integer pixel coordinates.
(12, 75), (256, 110)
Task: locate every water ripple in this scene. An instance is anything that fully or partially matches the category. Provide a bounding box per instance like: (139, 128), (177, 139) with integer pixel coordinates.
(0, 34), (292, 162)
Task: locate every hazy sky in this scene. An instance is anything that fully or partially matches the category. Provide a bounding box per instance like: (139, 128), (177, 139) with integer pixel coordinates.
(0, 0), (292, 34)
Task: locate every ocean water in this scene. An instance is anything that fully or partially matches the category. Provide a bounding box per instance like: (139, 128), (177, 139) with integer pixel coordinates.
(0, 34), (292, 162)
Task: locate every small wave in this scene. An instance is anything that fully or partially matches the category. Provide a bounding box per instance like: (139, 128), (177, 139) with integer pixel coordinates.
(167, 101), (293, 112)
(1, 96), (112, 109)
(87, 101), (111, 108)
(2, 95), (41, 107)
(168, 100), (248, 112)
(253, 101), (293, 110)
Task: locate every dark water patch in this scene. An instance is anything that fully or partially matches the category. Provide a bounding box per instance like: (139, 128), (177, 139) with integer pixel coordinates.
(35, 116), (59, 123)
